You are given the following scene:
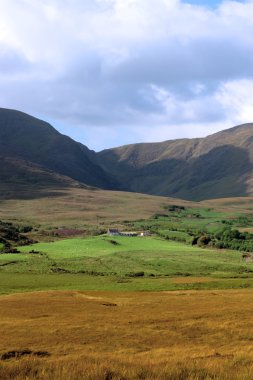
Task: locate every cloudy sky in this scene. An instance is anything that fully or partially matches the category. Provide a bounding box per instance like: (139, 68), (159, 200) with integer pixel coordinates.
(0, 0), (252, 150)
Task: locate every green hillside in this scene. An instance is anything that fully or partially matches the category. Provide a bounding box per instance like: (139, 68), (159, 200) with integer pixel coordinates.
(15, 235), (250, 278)
(0, 233), (253, 294)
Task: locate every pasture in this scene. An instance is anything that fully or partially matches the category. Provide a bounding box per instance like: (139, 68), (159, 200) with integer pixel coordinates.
(0, 235), (253, 294)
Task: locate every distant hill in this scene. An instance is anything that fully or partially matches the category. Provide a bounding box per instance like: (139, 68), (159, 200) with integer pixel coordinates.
(98, 124), (253, 200)
(0, 108), (118, 196)
(0, 156), (86, 200)
(1, 107), (253, 201)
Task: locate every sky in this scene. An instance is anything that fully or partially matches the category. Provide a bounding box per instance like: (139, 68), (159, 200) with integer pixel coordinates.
(0, 0), (252, 151)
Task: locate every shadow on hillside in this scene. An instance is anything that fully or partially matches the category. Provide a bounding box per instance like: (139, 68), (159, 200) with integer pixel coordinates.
(107, 145), (252, 201)
(1, 145), (251, 201)
(0, 156), (90, 201)
(0, 184), (72, 201)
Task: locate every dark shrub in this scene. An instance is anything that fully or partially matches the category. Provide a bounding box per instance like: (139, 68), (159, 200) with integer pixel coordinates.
(197, 235), (211, 247)
(127, 271), (145, 277)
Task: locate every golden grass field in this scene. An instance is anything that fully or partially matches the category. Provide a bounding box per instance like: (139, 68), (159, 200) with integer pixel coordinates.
(1, 289), (253, 380)
(0, 187), (198, 227)
(1, 187), (253, 229)
(203, 196), (253, 213)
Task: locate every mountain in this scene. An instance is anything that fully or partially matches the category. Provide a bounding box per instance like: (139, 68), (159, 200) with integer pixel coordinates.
(0, 108), (118, 197)
(1, 107), (253, 201)
(0, 156), (87, 200)
(98, 124), (253, 200)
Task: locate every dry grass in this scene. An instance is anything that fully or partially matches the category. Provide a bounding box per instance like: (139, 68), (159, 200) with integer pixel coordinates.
(1, 290), (253, 379)
(201, 196), (253, 213)
(238, 227), (253, 233)
(1, 185), (253, 229)
(171, 277), (220, 284)
(0, 187), (197, 227)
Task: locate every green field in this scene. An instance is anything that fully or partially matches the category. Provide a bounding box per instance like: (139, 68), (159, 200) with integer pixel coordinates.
(14, 236), (253, 277)
(132, 207), (237, 236)
(1, 202), (253, 295)
(0, 234), (253, 294)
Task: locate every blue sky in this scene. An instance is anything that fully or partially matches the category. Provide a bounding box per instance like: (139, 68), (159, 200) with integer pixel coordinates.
(185, 0), (245, 6)
(0, 0), (253, 150)
(184, 0), (222, 5)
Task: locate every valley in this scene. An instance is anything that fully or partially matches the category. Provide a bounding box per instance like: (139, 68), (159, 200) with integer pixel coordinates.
(2, 190), (253, 379)
(1, 0), (252, 375)
(2, 109), (253, 379)
(2, 108), (253, 201)
(1, 182), (253, 295)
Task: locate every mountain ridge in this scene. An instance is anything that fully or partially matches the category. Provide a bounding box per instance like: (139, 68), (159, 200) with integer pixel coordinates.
(0, 108), (119, 194)
(1, 107), (253, 201)
(98, 123), (253, 200)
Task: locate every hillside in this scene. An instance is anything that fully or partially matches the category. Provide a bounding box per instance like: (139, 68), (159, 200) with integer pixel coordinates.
(0, 156), (87, 200)
(0, 108), (118, 194)
(1, 107), (253, 201)
(98, 124), (253, 200)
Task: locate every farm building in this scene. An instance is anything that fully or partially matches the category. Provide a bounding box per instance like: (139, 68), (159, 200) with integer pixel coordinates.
(120, 232), (138, 237)
(140, 231), (151, 237)
(107, 229), (149, 237)
(107, 228), (120, 236)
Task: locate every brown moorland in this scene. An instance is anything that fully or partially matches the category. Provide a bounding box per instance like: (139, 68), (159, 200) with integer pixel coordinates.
(203, 196), (253, 213)
(0, 187), (253, 228)
(1, 290), (253, 379)
(2, 186), (253, 229)
(0, 187), (197, 228)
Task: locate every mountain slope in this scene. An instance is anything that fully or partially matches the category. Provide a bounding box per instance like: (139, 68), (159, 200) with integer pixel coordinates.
(98, 124), (253, 200)
(0, 156), (88, 200)
(1, 107), (253, 201)
(0, 108), (118, 192)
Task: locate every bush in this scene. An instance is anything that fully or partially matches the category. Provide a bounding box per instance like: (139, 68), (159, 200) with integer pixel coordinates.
(197, 235), (211, 247)
(108, 239), (120, 246)
(126, 271), (145, 277)
(19, 225), (33, 233)
(167, 205), (185, 212)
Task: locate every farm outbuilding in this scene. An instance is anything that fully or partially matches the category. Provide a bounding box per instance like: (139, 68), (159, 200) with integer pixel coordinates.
(120, 232), (138, 237)
(140, 231), (151, 237)
(107, 229), (120, 236)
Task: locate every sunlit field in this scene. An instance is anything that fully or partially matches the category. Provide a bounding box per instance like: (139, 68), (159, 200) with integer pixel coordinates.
(0, 235), (253, 295)
(2, 195), (253, 379)
(1, 290), (253, 380)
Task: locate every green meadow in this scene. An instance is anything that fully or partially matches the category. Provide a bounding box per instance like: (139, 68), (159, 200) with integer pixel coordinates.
(1, 204), (253, 295)
(0, 234), (253, 294)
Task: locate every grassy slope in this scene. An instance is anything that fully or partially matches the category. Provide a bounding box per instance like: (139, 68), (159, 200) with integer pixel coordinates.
(0, 234), (253, 294)
(1, 185), (252, 229)
(132, 207), (235, 234)
(15, 236), (251, 277)
(0, 187), (195, 227)
(1, 194), (253, 294)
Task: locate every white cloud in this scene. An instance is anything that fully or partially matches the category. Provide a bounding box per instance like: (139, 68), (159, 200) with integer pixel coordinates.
(0, 0), (252, 150)
(215, 79), (253, 123)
